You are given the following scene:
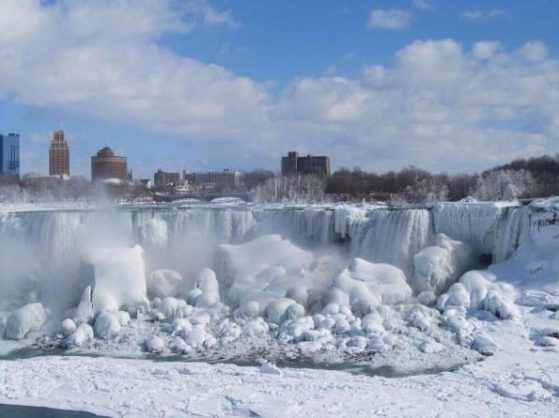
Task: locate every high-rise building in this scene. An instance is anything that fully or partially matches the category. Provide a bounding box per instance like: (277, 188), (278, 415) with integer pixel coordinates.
(91, 146), (128, 181)
(49, 129), (70, 176)
(183, 169), (240, 190)
(281, 151), (331, 177)
(0, 133), (20, 179)
(154, 169), (181, 188)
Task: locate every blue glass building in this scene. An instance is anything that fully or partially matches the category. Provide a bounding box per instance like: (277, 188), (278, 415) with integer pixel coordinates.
(0, 133), (20, 178)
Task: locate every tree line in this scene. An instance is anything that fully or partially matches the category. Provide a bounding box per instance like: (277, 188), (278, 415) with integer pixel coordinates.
(250, 154), (559, 203)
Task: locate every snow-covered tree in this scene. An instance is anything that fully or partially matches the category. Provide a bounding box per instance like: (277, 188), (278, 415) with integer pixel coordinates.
(254, 175), (326, 203)
(471, 169), (536, 201)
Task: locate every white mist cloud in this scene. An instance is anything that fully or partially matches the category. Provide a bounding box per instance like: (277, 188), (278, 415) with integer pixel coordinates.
(411, 0), (434, 12)
(0, 1), (558, 172)
(460, 9), (507, 22)
(368, 9), (411, 30)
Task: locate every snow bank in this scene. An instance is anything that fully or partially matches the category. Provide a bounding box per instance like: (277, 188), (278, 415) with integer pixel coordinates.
(413, 234), (475, 294)
(85, 245), (148, 314)
(3, 303), (48, 340)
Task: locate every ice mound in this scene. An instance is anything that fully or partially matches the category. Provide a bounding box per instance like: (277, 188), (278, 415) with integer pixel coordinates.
(65, 323), (94, 348)
(4, 303), (48, 340)
(216, 234), (313, 305)
(438, 270), (519, 319)
(328, 258), (412, 314)
(189, 268), (220, 308)
(148, 269), (184, 299)
(94, 310), (130, 339)
(60, 318), (76, 337)
(413, 234), (475, 294)
(85, 245), (148, 314)
(74, 286), (94, 324)
(144, 335), (165, 354)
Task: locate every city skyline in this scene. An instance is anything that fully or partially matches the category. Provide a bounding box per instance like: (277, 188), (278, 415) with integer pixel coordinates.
(0, 0), (558, 178)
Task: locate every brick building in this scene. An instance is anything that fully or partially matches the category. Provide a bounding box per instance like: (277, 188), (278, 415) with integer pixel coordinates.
(49, 130), (70, 176)
(91, 146), (128, 181)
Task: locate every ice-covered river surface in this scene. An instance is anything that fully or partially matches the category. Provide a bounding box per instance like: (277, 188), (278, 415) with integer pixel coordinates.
(0, 199), (558, 417)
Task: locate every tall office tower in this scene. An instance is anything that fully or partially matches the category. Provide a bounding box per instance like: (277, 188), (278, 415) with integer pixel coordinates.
(49, 129), (70, 176)
(0, 132), (20, 179)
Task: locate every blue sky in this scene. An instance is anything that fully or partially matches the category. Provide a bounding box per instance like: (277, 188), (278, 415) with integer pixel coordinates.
(0, 0), (558, 179)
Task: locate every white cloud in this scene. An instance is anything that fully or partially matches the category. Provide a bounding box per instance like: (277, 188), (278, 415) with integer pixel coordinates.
(411, 0), (434, 12)
(472, 41), (500, 60)
(519, 41), (548, 62)
(368, 9), (411, 30)
(184, 0), (240, 29)
(0, 1), (558, 173)
(276, 40), (559, 171)
(460, 9), (507, 21)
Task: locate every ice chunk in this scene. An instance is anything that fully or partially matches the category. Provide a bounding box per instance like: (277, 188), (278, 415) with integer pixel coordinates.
(60, 318), (76, 337)
(264, 298), (299, 325)
(413, 234), (475, 294)
(192, 268), (220, 308)
(144, 335), (165, 354)
(74, 286), (94, 325)
(437, 283), (470, 310)
(438, 270), (519, 320)
(216, 234), (313, 304)
(328, 258), (412, 314)
(94, 310), (122, 340)
(259, 361), (282, 376)
(471, 332), (499, 356)
(160, 297), (191, 318)
(169, 336), (191, 354)
(4, 303), (48, 340)
(85, 245), (148, 314)
(65, 323), (94, 348)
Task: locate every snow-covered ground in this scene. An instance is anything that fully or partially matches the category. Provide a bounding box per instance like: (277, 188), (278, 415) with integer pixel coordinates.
(0, 310), (557, 418)
(0, 198), (558, 416)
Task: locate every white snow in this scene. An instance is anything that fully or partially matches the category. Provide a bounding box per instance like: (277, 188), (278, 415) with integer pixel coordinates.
(1, 199), (559, 416)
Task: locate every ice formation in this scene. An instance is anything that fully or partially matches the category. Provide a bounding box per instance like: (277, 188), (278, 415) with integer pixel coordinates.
(0, 198), (557, 370)
(85, 245), (148, 313)
(4, 303), (48, 340)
